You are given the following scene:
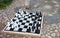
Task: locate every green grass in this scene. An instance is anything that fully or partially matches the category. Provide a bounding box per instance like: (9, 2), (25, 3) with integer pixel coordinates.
(46, 0), (51, 2)
(0, 0), (13, 10)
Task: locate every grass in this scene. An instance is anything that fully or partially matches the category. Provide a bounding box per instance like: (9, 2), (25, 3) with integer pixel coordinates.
(0, 0), (13, 10)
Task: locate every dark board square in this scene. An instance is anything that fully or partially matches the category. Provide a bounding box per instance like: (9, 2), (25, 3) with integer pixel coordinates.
(18, 25), (20, 27)
(35, 17), (38, 20)
(18, 28), (22, 32)
(10, 28), (14, 31)
(19, 20), (23, 22)
(29, 23), (32, 26)
(32, 18), (35, 21)
(24, 18), (27, 20)
(18, 18), (20, 19)
(35, 30), (40, 34)
(24, 26), (28, 28)
(34, 21), (36, 23)
(30, 13), (33, 15)
(26, 20), (30, 23)
(13, 19), (16, 22)
(31, 15), (35, 18)
(9, 24), (12, 27)
(21, 23), (25, 25)
(28, 16), (30, 18)
(38, 19), (41, 21)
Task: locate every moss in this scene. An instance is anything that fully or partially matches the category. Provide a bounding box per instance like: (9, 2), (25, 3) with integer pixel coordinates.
(0, 0), (13, 10)
(46, 0), (51, 2)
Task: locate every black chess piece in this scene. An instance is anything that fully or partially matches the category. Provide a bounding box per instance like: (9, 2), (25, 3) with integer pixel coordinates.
(9, 24), (12, 27)
(32, 22), (35, 31)
(36, 22), (40, 28)
(39, 12), (42, 17)
(38, 19), (41, 21)
(10, 28), (14, 31)
(35, 22), (40, 34)
(35, 16), (38, 20)
(18, 25), (20, 27)
(32, 18), (35, 21)
(26, 27), (31, 32)
(32, 26), (35, 31)
(24, 11), (26, 14)
(34, 21), (36, 23)
(36, 12), (39, 16)
(35, 29), (40, 34)
(13, 19), (16, 22)
(17, 12), (20, 14)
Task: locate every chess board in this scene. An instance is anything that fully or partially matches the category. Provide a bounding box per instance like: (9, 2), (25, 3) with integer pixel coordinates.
(2, 9), (44, 37)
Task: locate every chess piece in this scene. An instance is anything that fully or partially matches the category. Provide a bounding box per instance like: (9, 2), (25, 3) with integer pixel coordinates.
(27, 27), (31, 32)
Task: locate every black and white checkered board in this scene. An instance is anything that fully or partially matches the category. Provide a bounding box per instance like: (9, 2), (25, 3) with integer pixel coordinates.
(6, 10), (42, 34)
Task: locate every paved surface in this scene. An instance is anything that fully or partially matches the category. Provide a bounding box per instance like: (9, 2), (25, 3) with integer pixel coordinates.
(0, 0), (60, 38)
(45, 8), (60, 24)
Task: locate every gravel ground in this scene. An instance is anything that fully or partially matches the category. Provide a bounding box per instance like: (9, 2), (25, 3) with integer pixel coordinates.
(0, 0), (25, 24)
(0, 0), (60, 38)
